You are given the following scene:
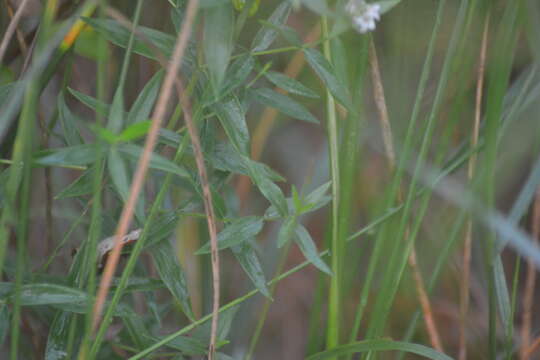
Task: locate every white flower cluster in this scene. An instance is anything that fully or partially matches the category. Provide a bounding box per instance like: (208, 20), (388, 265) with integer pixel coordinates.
(346, 0), (381, 34)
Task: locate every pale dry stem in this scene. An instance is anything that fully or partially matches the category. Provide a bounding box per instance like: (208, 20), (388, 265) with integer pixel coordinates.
(458, 16), (489, 360)
(369, 39), (443, 352)
(0, 0), (31, 64)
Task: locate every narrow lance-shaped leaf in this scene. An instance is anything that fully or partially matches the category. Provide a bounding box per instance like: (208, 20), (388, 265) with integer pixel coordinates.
(57, 92), (84, 146)
(107, 147), (130, 202)
(306, 339), (453, 360)
(82, 18), (176, 59)
(68, 87), (109, 117)
(295, 224), (331, 275)
(243, 156), (288, 216)
(35, 144), (102, 167)
(303, 47), (354, 111)
(204, 2), (234, 92)
(45, 312), (71, 360)
(128, 70), (164, 124)
(220, 54), (254, 96)
(55, 167), (95, 199)
(264, 71), (319, 98)
(117, 121), (151, 142)
(107, 147), (145, 222)
(251, 2), (292, 52)
(149, 240), (195, 321)
(213, 98), (250, 155)
(232, 242), (270, 297)
(251, 88), (319, 123)
(108, 91), (125, 133)
(196, 216), (264, 254)
(119, 143), (190, 178)
(277, 216), (297, 248)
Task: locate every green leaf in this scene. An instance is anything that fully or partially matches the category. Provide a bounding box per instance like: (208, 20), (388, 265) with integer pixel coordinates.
(117, 121), (151, 142)
(251, 2), (292, 52)
(213, 98), (250, 155)
(251, 88), (319, 123)
(295, 225), (331, 275)
(35, 144), (102, 167)
(303, 48), (354, 111)
(150, 334), (208, 355)
(277, 216), (296, 248)
(210, 143), (284, 181)
(128, 70), (164, 124)
(107, 147), (131, 202)
(7, 284), (87, 306)
(306, 339), (453, 360)
(196, 216), (264, 254)
(264, 22), (302, 47)
(191, 305), (238, 342)
(108, 92), (125, 133)
(45, 312), (71, 360)
(264, 71), (319, 98)
(203, 3), (234, 91)
(118, 143), (190, 178)
(231, 242), (270, 297)
(220, 54), (254, 96)
(82, 18), (176, 60)
(57, 92), (84, 146)
(302, 181), (332, 213)
(68, 87), (109, 116)
(55, 168), (94, 199)
(149, 240), (194, 320)
(89, 123), (117, 143)
(243, 156), (288, 216)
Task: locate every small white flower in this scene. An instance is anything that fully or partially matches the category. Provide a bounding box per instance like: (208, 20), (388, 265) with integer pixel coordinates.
(346, 0), (382, 34)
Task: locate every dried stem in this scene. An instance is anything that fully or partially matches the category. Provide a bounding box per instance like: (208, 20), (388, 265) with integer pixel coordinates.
(458, 16), (489, 360)
(174, 77), (220, 360)
(91, 0), (200, 331)
(369, 39), (443, 352)
(520, 186), (540, 359)
(0, 0), (31, 64)
(4, 0), (29, 57)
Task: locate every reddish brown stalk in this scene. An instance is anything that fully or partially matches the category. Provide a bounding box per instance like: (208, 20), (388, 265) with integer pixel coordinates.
(369, 39), (444, 352)
(458, 16), (489, 360)
(4, 0), (29, 57)
(92, 0), (200, 332)
(520, 186), (540, 359)
(524, 336), (540, 359)
(0, 0), (31, 64)
(174, 77), (220, 360)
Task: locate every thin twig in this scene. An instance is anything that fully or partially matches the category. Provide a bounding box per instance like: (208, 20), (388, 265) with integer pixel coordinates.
(91, 0), (200, 331)
(4, 0), (29, 57)
(369, 38), (443, 352)
(458, 16), (489, 360)
(525, 335), (540, 359)
(174, 77), (220, 360)
(521, 186), (540, 360)
(0, 0), (31, 65)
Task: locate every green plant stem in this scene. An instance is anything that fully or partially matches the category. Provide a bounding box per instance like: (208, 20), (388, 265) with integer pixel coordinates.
(321, 15), (341, 355)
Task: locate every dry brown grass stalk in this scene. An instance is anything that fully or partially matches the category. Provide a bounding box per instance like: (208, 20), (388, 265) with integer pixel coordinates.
(458, 16), (489, 360)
